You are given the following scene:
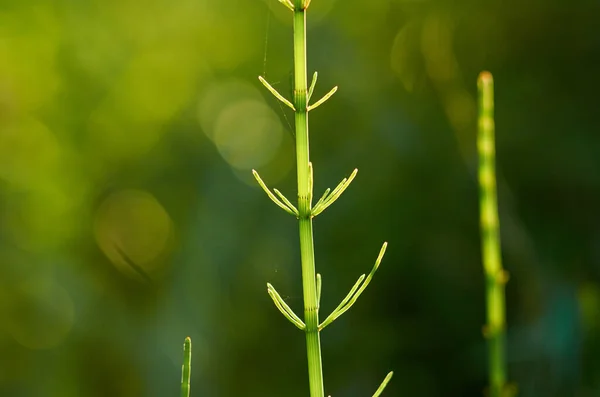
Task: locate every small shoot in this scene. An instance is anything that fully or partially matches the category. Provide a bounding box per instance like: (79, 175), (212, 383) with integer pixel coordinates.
(308, 162), (314, 203)
(274, 188), (298, 215)
(308, 72), (318, 102)
(267, 283), (306, 330)
(308, 86), (338, 112)
(313, 188), (331, 211)
(253, 170), (299, 217)
(311, 169), (358, 217)
(316, 273), (322, 308)
(259, 76), (296, 111)
(180, 337), (192, 397)
(319, 242), (387, 331)
(278, 0), (295, 11)
(303, 0), (312, 9)
(372, 371), (394, 397)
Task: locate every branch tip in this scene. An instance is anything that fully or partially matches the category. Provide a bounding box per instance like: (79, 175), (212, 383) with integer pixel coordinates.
(258, 75), (296, 111)
(308, 85), (338, 112)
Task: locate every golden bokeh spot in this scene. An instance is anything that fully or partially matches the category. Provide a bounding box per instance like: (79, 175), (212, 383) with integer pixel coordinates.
(6, 278), (75, 350)
(2, 184), (74, 252)
(0, 5), (61, 112)
(233, 126), (294, 186)
(390, 22), (420, 92)
(0, 117), (61, 188)
(214, 99), (283, 170)
(94, 189), (173, 282)
(197, 79), (264, 141)
(114, 48), (199, 125)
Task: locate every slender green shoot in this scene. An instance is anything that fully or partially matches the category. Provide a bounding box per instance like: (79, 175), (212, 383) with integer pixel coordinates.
(477, 71), (510, 397)
(180, 337), (191, 397)
(307, 86), (338, 112)
(278, 0), (295, 11)
(255, 0), (391, 396)
(312, 169), (358, 217)
(373, 372), (394, 397)
(316, 273), (322, 307)
(319, 242), (387, 330)
(267, 283), (306, 330)
(308, 72), (318, 102)
(253, 169), (299, 217)
(259, 75), (296, 111)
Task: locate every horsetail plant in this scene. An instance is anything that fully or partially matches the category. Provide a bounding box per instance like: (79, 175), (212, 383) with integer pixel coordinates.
(252, 0), (393, 396)
(180, 337), (191, 397)
(477, 71), (512, 397)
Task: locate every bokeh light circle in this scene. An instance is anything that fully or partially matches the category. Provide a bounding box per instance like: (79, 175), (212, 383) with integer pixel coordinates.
(213, 99), (283, 170)
(6, 278), (75, 350)
(94, 189), (173, 281)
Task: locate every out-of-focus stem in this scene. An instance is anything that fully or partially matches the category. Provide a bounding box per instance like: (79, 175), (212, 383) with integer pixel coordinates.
(477, 71), (508, 397)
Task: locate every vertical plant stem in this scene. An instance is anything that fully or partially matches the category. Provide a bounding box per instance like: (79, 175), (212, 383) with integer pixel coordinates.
(181, 337), (192, 397)
(292, 2), (324, 397)
(477, 71), (507, 397)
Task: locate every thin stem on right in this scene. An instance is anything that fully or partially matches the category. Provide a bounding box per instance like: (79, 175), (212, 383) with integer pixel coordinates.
(477, 71), (508, 397)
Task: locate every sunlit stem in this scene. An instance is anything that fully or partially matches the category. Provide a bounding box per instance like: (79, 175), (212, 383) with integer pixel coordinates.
(267, 283), (306, 330)
(259, 76), (296, 111)
(253, 170), (299, 217)
(372, 371), (394, 397)
(311, 169), (358, 217)
(319, 242), (387, 330)
(478, 71), (509, 397)
(180, 337), (192, 397)
(308, 86), (338, 112)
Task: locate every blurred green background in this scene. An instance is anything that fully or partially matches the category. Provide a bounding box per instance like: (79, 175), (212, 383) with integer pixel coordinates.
(1, 0), (599, 396)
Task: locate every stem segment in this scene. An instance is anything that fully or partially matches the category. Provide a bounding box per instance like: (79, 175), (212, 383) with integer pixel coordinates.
(477, 71), (508, 397)
(180, 337), (192, 397)
(293, 3), (325, 397)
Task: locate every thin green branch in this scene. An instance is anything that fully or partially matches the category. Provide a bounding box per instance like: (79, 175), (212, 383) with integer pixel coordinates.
(278, 0), (295, 11)
(311, 169), (358, 217)
(313, 188), (331, 212)
(253, 170), (299, 217)
(308, 72), (318, 102)
(308, 86), (338, 112)
(319, 275), (365, 331)
(274, 188), (299, 215)
(372, 371), (394, 397)
(267, 283), (306, 330)
(309, 162), (314, 203)
(180, 337), (191, 397)
(316, 273), (322, 308)
(319, 242), (387, 330)
(259, 76), (296, 111)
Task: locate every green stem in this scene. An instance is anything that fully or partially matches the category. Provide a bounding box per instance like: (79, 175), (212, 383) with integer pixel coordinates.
(180, 337), (192, 397)
(477, 71), (507, 397)
(293, 3), (324, 397)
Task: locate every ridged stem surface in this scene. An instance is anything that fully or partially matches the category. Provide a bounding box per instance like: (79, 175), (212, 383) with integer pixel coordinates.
(293, 4), (324, 397)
